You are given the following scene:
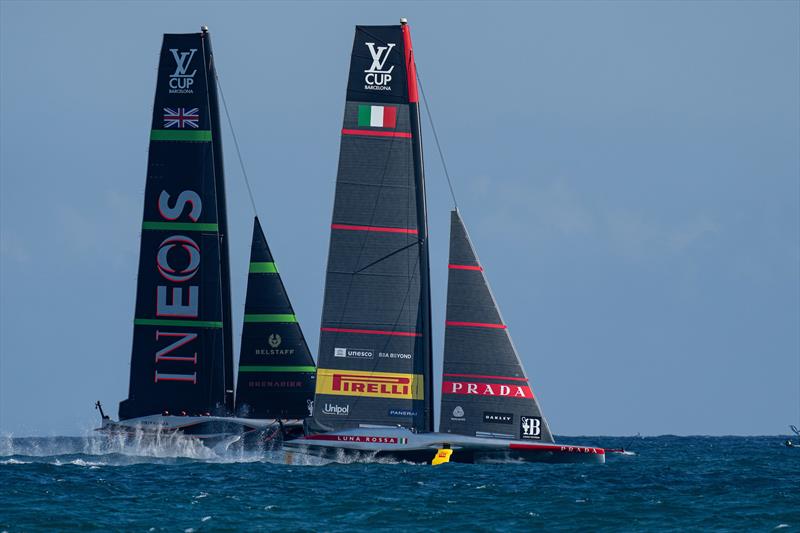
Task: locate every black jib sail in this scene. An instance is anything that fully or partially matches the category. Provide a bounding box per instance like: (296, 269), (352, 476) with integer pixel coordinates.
(119, 30), (234, 420)
(312, 23), (433, 432)
(234, 217), (316, 419)
(439, 210), (554, 443)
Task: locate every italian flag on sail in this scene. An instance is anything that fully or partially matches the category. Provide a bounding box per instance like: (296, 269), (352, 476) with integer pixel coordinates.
(358, 105), (397, 128)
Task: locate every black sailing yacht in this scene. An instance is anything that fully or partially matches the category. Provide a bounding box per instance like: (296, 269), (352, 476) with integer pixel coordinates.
(96, 28), (315, 445)
(285, 20), (604, 463)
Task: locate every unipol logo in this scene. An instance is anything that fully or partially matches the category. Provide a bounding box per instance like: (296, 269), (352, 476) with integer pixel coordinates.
(520, 416), (542, 440)
(364, 42), (395, 91)
(169, 48), (197, 94)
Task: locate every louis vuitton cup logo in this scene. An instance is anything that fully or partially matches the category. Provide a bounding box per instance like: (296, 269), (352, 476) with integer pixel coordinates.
(169, 49), (197, 94)
(364, 42), (395, 91)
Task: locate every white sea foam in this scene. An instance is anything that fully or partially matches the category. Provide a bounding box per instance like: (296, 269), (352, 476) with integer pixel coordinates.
(0, 458), (29, 465)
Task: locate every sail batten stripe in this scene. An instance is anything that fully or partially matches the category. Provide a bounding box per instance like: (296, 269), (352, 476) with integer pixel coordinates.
(142, 221), (219, 232)
(150, 129), (212, 142)
(134, 318), (223, 328)
(332, 224), (418, 235)
(244, 314), (297, 323)
(448, 264), (483, 271)
(443, 373), (528, 382)
(321, 327), (422, 337)
(341, 128), (412, 138)
(249, 262), (278, 273)
(238, 365), (316, 373)
(446, 321), (507, 329)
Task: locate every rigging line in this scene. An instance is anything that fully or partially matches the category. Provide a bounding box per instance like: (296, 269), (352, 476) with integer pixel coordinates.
(415, 63), (458, 210)
(353, 240), (421, 274)
(215, 71), (258, 218)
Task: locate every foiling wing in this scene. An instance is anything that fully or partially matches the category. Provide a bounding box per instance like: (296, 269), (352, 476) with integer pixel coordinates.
(234, 217), (316, 419)
(311, 24), (433, 432)
(439, 211), (554, 443)
(119, 31), (234, 420)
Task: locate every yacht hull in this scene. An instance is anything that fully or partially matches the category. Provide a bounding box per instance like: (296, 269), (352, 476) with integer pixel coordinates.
(284, 427), (605, 464)
(95, 414), (305, 449)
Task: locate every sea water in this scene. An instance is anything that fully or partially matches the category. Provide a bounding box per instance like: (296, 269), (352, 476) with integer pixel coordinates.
(1, 435), (797, 531)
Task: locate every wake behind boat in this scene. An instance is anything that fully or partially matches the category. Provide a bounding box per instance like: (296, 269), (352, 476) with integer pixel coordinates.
(285, 20), (603, 464)
(96, 28), (315, 448)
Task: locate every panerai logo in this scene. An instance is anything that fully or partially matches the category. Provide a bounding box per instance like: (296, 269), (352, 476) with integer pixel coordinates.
(169, 49), (197, 94)
(520, 416), (542, 440)
(364, 42), (395, 91)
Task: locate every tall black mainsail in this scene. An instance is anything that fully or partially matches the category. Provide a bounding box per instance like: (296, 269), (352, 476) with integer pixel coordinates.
(439, 211), (554, 443)
(311, 23), (433, 432)
(234, 217), (316, 419)
(119, 30), (234, 420)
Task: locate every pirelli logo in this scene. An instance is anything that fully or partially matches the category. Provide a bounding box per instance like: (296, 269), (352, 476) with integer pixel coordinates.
(316, 368), (424, 400)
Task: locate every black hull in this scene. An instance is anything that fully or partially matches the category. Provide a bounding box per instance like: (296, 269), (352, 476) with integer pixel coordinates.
(96, 414), (304, 451)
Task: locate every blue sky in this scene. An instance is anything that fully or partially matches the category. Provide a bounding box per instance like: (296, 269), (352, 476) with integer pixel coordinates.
(1, 1), (798, 436)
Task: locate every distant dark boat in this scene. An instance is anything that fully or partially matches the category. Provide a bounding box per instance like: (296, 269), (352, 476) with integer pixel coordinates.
(96, 28), (314, 447)
(285, 20), (604, 464)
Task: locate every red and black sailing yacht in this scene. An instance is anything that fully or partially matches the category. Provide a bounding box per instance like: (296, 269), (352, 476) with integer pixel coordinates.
(285, 20), (604, 464)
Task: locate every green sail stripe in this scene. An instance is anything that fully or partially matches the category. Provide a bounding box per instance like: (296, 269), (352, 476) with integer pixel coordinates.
(150, 129), (212, 142)
(249, 262), (278, 273)
(244, 314), (297, 323)
(142, 221), (219, 232)
(134, 318), (223, 328)
(238, 365), (316, 373)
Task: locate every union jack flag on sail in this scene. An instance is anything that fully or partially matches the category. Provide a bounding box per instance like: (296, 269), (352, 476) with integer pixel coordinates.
(162, 107), (199, 129)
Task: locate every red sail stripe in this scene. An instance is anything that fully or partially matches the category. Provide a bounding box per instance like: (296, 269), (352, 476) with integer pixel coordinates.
(445, 321), (507, 329)
(509, 443), (605, 455)
(342, 128), (412, 139)
(332, 224), (418, 235)
(321, 327), (422, 337)
(443, 373), (528, 382)
(448, 264), (483, 271)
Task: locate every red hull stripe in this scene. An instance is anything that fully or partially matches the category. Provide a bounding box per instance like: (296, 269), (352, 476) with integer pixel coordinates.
(332, 224), (418, 235)
(342, 128), (412, 139)
(509, 443), (605, 455)
(443, 373), (528, 382)
(446, 321), (507, 329)
(321, 327), (422, 337)
(448, 264), (483, 271)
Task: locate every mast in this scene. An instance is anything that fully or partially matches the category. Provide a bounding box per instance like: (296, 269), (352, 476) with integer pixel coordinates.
(201, 27), (235, 413)
(401, 19), (434, 432)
